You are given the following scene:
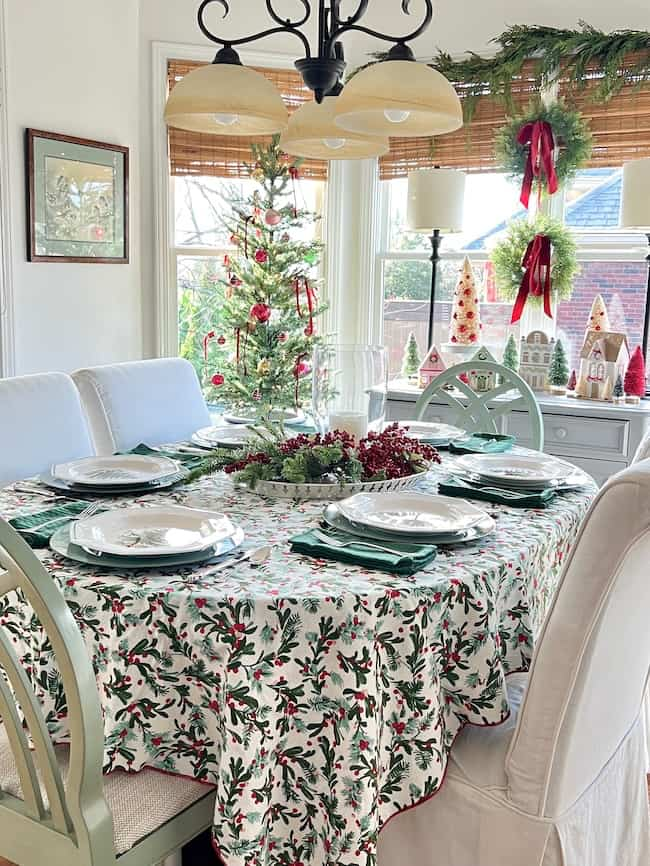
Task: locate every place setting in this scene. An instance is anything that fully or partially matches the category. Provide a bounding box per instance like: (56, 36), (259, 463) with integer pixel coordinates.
(41, 454), (189, 497)
(289, 490), (496, 574)
(439, 451), (593, 507)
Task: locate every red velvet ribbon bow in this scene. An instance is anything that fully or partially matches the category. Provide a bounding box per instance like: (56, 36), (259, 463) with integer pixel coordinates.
(510, 233), (553, 324)
(517, 120), (558, 209)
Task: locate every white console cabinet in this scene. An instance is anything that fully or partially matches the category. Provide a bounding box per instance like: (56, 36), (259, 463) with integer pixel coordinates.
(386, 382), (650, 486)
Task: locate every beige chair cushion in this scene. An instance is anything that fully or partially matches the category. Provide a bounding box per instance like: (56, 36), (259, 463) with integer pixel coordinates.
(447, 672), (528, 791)
(0, 730), (215, 855)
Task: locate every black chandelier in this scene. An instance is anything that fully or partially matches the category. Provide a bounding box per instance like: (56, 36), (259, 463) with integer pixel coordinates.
(199, 0), (433, 102)
(165, 1), (462, 147)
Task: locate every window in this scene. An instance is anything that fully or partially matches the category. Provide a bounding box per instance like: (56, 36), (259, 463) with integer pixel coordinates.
(167, 60), (326, 391)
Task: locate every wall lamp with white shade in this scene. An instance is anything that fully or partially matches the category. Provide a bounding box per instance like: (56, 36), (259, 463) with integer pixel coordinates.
(164, 0), (463, 156)
(407, 167), (467, 349)
(620, 157), (650, 365)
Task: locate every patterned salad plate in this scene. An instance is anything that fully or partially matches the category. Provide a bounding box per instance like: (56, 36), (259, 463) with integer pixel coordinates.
(339, 491), (488, 536)
(70, 505), (237, 557)
(192, 425), (255, 449)
(453, 453), (576, 488)
(51, 455), (180, 487)
(397, 420), (465, 445)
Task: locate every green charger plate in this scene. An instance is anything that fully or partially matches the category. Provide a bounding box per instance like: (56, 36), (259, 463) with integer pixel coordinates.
(50, 524), (244, 570)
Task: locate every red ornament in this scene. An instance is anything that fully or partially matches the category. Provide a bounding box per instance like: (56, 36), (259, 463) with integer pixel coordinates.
(294, 360), (311, 377)
(229, 234), (239, 246)
(217, 335), (226, 346)
(265, 209), (281, 226)
(252, 389), (262, 401)
(223, 254), (230, 267)
(304, 324), (314, 337)
(624, 346), (646, 397)
(250, 303), (271, 323)
(254, 249), (268, 264)
(211, 373), (225, 387)
(281, 232), (290, 243)
(278, 332), (288, 343)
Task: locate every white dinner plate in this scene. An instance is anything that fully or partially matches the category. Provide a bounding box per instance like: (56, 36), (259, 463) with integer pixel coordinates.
(453, 453), (575, 487)
(192, 426), (255, 449)
(397, 420), (465, 443)
(51, 455), (180, 487)
(70, 505), (237, 557)
(338, 492), (488, 536)
(223, 408), (305, 426)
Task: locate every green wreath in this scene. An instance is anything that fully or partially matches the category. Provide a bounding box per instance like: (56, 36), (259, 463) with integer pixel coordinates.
(491, 216), (579, 305)
(495, 102), (593, 194)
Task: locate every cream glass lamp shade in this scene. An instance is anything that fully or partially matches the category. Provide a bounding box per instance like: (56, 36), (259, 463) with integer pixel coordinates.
(334, 61), (463, 137)
(280, 97), (389, 160)
(164, 63), (288, 135)
(620, 157), (650, 229)
(407, 168), (466, 232)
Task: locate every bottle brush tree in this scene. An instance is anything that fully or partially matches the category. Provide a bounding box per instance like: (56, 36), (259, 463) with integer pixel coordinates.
(548, 339), (569, 387)
(502, 333), (519, 371)
(624, 346), (646, 397)
(401, 332), (421, 379)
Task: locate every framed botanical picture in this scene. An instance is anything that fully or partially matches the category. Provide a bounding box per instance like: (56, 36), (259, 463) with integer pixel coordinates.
(26, 129), (129, 263)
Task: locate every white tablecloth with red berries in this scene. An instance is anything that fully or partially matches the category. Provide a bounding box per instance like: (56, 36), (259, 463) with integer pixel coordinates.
(0, 461), (596, 866)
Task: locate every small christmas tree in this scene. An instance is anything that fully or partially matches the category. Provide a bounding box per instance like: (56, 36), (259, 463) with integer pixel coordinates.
(205, 136), (325, 418)
(624, 346), (646, 398)
(502, 334), (519, 371)
(548, 339), (569, 389)
(401, 332), (421, 380)
(567, 369), (577, 391)
(612, 372), (624, 401)
(586, 294), (611, 334)
(449, 257), (481, 345)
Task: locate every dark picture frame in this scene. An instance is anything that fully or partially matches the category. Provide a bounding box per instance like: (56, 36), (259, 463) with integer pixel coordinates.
(26, 129), (129, 263)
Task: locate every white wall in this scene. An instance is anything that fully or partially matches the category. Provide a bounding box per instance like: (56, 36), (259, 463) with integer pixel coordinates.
(2, 0), (142, 375)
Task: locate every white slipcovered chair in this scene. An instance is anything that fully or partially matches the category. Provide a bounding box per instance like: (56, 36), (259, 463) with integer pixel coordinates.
(72, 359), (211, 454)
(633, 429), (650, 464)
(379, 459), (650, 866)
(0, 372), (94, 486)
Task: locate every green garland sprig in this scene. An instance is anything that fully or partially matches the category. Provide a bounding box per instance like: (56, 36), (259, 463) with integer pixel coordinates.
(491, 216), (579, 306)
(352, 22), (650, 122)
(494, 101), (592, 191)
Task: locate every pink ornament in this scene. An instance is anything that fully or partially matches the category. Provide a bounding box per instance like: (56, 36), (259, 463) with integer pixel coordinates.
(211, 373), (225, 386)
(250, 303), (271, 323)
(230, 275), (242, 287)
(254, 248), (268, 264)
(265, 209), (281, 226)
(294, 360), (311, 378)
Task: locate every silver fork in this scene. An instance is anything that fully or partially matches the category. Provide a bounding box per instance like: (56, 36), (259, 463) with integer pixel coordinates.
(313, 529), (416, 557)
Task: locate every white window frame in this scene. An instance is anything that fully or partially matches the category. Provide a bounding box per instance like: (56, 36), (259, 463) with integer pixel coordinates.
(0, 0), (14, 376)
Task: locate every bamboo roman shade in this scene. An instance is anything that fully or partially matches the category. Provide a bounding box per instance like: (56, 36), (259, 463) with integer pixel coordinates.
(558, 53), (650, 166)
(379, 60), (541, 180)
(167, 59), (328, 180)
(379, 54), (650, 179)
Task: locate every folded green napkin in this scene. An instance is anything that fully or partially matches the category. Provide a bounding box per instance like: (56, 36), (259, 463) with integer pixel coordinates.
(10, 501), (92, 548)
(438, 475), (556, 508)
(289, 530), (437, 576)
(127, 443), (207, 471)
(448, 433), (515, 454)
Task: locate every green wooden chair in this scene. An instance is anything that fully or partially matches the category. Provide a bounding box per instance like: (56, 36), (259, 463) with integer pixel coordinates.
(0, 518), (217, 866)
(414, 359), (544, 451)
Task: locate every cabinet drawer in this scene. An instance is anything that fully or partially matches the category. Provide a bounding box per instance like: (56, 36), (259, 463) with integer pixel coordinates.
(546, 452), (626, 487)
(504, 413), (629, 459)
(387, 400), (459, 427)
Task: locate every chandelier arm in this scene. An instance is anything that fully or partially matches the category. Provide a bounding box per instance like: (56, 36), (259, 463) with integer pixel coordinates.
(265, 0), (311, 29)
(331, 0), (369, 28)
(326, 0), (433, 53)
(197, 0), (312, 57)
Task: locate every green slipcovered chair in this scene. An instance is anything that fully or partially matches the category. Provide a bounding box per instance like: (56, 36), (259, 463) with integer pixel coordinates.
(414, 359), (544, 451)
(0, 518), (217, 866)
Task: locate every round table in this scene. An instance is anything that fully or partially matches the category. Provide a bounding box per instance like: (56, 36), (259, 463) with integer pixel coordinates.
(0, 461), (596, 866)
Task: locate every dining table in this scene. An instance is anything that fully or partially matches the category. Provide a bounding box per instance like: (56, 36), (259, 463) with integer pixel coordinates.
(0, 455), (597, 866)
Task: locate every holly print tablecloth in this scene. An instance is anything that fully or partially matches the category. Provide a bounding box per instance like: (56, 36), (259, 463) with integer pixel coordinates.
(0, 463), (596, 866)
